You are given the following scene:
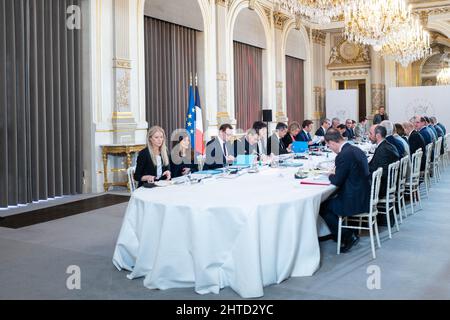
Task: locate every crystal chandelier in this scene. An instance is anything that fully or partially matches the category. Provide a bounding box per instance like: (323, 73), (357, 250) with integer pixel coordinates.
(275, 0), (351, 24)
(437, 54), (450, 85)
(437, 67), (450, 85)
(344, 0), (410, 51)
(381, 16), (431, 67)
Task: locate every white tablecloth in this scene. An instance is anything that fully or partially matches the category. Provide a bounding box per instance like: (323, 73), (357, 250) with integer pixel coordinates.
(113, 156), (337, 298)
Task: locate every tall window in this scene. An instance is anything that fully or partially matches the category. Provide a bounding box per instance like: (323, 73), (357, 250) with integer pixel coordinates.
(285, 56), (305, 123)
(233, 41), (263, 131)
(144, 17), (197, 140)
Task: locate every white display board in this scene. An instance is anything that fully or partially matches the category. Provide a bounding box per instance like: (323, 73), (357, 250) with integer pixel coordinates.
(326, 89), (358, 122)
(388, 86), (450, 125)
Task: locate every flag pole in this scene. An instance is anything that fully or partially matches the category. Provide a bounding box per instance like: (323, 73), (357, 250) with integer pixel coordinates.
(190, 72), (193, 86)
(195, 73), (198, 87)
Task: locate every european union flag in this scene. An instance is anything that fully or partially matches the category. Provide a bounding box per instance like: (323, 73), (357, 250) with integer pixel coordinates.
(185, 83), (196, 150)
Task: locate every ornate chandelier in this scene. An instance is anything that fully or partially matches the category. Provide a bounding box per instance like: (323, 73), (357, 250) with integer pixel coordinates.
(437, 54), (450, 85)
(344, 0), (410, 51)
(275, 0), (350, 24)
(437, 67), (450, 85)
(381, 16), (431, 67)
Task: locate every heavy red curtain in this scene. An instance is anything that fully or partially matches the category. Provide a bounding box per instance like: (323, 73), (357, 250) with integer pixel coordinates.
(144, 16), (197, 140)
(233, 41), (262, 131)
(286, 55), (304, 123)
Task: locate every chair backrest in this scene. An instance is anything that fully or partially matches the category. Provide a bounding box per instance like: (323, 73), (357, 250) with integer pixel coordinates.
(434, 137), (443, 160)
(445, 134), (450, 152)
(425, 143), (433, 171)
(386, 160), (400, 195)
(411, 149), (423, 182)
(369, 168), (383, 217)
(127, 166), (137, 192)
(398, 155), (409, 190)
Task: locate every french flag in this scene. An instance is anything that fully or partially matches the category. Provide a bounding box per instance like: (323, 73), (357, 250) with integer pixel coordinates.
(194, 85), (205, 155)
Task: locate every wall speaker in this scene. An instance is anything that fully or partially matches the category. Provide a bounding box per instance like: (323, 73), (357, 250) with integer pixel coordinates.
(262, 109), (272, 122)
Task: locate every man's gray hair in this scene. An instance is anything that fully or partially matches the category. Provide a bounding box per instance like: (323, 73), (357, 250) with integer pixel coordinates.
(380, 120), (394, 136)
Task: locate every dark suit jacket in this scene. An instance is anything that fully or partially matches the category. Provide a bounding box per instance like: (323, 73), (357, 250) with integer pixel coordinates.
(344, 128), (355, 140)
(437, 123), (446, 135)
(386, 135), (405, 157)
(267, 134), (289, 156)
(169, 154), (198, 178)
(328, 143), (371, 216)
(369, 140), (400, 197)
(134, 147), (170, 187)
(408, 130), (426, 171)
(233, 137), (258, 157)
(281, 133), (296, 150)
(373, 113), (388, 125)
(315, 127), (326, 137)
(419, 127), (432, 146)
(204, 138), (232, 170)
(296, 130), (312, 142)
(434, 125), (445, 155)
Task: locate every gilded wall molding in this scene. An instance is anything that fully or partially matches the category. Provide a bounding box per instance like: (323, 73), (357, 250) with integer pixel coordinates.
(113, 58), (132, 69)
(215, 0), (229, 8)
(116, 69), (131, 109)
(371, 84), (386, 111)
(328, 39), (371, 69)
(276, 81), (284, 88)
(217, 72), (227, 81)
(248, 0), (257, 11)
(413, 6), (450, 16)
(332, 70), (369, 77)
(273, 11), (290, 30)
(312, 29), (326, 46)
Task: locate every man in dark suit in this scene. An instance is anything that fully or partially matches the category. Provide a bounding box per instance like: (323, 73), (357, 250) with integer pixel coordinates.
(296, 120), (321, 146)
(368, 125), (400, 198)
(344, 119), (355, 140)
(315, 118), (331, 137)
(267, 122), (289, 155)
(415, 116), (433, 146)
(403, 121), (426, 171)
(204, 124), (235, 170)
(430, 116), (445, 155)
(431, 116), (446, 135)
(234, 129), (259, 157)
(373, 106), (388, 125)
(319, 128), (371, 253)
(380, 120), (405, 157)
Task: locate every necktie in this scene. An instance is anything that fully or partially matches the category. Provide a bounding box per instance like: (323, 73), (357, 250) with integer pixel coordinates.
(307, 133), (311, 141)
(223, 142), (227, 157)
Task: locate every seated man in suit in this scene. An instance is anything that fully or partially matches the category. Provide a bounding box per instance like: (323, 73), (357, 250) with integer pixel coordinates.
(344, 119), (356, 140)
(368, 125), (400, 198)
(424, 116), (438, 142)
(415, 116), (433, 146)
(380, 120), (406, 157)
(337, 124), (347, 137)
(331, 117), (340, 129)
(430, 116), (445, 155)
(234, 129), (259, 157)
(319, 128), (371, 253)
(403, 121), (426, 171)
(373, 106), (388, 125)
(282, 122), (301, 150)
(252, 121), (268, 156)
(431, 116), (446, 135)
(315, 118), (331, 137)
(296, 120), (320, 146)
(204, 123), (235, 170)
(267, 122), (289, 156)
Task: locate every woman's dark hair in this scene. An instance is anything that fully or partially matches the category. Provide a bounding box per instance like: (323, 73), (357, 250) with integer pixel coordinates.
(395, 123), (406, 136)
(337, 124), (346, 130)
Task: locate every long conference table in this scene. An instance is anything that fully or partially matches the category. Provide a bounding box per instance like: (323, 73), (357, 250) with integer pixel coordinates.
(112, 147), (372, 298)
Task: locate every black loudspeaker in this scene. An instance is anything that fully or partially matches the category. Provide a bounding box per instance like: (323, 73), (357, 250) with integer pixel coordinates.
(262, 109), (272, 122)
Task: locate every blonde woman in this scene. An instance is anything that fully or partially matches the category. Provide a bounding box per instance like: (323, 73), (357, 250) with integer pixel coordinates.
(134, 126), (171, 187)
